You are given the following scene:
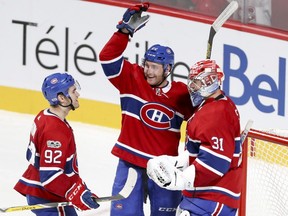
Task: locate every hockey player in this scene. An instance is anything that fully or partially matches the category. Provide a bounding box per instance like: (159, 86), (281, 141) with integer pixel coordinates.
(99, 2), (195, 216)
(14, 73), (100, 216)
(147, 60), (242, 216)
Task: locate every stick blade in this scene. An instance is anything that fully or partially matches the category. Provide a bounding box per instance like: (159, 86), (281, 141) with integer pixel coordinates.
(95, 167), (137, 202)
(118, 168), (137, 198)
(245, 119), (254, 130)
(206, 1), (238, 59)
(212, 1), (239, 32)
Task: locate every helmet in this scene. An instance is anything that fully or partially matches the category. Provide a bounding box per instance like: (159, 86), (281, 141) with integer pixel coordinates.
(187, 60), (224, 106)
(42, 73), (75, 105)
(144, 44), (174, 70)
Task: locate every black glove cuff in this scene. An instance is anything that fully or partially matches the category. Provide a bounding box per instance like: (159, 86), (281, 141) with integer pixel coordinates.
(118, 29), (130, 35)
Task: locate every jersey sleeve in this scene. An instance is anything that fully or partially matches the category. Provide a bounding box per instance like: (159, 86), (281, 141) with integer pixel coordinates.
(99, 31), (145, 92)
(99, 32), (128, 87)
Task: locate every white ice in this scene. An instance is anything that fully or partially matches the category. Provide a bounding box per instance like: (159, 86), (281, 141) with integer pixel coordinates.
(0, 109), (150, 215)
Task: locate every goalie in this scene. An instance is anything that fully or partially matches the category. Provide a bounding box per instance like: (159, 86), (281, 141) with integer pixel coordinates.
(147, 60), (242, 216)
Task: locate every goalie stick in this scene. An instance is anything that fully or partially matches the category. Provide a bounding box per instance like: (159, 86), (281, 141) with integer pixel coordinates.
(206, 1), (239, 59)
(238, 119), (254, 166)
(240, 119), (254, 145)
(0, 168), (137, 213)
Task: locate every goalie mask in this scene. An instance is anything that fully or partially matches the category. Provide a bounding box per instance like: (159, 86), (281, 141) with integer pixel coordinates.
(187, 59), (224, 107)
(42, 72), (80, 106)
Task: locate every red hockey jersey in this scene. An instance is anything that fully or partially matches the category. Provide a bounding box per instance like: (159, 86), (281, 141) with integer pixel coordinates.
(99, 32), (194, 168)
(14, 109), (81, 201)
(183, 94), (242, 208)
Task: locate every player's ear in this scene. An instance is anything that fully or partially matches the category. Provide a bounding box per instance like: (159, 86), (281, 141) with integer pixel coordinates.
(168, 65), (172, 72)
(57, 93), (65, 102)
(164, 65), (172, 75)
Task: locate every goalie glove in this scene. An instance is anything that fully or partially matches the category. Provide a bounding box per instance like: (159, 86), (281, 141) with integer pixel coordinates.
(116, 2), (150, 37)
(147, 154), (195, 191)
(65, 179), (100, 211)
(168, 150), (190, 171)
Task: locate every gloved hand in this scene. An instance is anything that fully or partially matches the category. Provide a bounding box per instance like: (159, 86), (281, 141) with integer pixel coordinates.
(65, 179), (100, 211)
(116, 2), (150, 37)
(147, 155), (195, 191)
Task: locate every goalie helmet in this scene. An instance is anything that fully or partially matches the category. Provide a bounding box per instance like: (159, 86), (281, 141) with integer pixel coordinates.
(144, 44), (174, 71)
(187, 59), (224, 106)
(42, 72), (76, 105)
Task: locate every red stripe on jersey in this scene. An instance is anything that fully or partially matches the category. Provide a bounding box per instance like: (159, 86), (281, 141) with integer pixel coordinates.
(211, 202), (224, 216)
(57, 206), (65, 216)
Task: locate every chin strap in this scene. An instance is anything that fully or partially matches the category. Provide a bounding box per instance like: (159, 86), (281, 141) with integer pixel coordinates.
(59, 97), (75, 110)
(151, 67), (172, 88)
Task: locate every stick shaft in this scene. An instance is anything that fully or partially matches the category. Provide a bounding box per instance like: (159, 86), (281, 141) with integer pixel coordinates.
(240, 119), (254, 144)
(1, 168), (137, 213)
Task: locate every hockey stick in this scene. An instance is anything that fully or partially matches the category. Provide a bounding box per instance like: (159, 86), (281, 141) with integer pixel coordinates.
(0, 168), (137, 213)
(206, 1), (239, 59)
(240, 119), (254, 145)
(238, 119), (254, 166)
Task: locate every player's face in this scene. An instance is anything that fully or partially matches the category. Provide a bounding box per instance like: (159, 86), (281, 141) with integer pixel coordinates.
(143, 61), (166, 87)
(67, 84), (80, 109)
(188, 78), (203, 94)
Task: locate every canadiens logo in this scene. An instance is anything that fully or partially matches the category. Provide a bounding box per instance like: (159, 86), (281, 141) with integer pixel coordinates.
(140, 103), (175, 130)
(47, 140), (61, 148)
(115, 203), (123, 209)
(50, 78), (58, 84)
(72, 153), (79, 174)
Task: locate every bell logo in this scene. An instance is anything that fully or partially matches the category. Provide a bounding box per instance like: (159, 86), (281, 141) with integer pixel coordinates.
(223, 44), (286, 116)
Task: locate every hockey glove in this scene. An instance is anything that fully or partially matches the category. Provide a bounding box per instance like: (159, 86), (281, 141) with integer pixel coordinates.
(147, 155), (195, 191)
(116, 2), (150, 37)
(65, 179), (100, 211)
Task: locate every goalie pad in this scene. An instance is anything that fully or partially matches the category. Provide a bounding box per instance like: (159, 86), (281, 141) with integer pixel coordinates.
(117, 2), (150, 37)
